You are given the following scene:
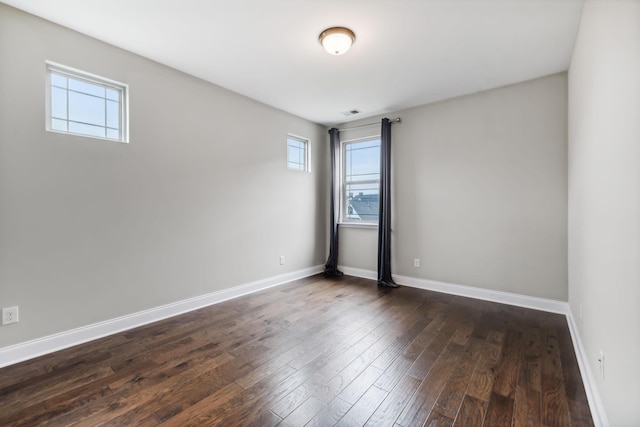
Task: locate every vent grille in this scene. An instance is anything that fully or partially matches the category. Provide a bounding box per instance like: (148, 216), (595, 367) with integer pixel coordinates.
(342, 109), (360, 116)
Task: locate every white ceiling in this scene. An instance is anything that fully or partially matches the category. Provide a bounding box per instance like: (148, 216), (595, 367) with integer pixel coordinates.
(3, 0), (584, 126)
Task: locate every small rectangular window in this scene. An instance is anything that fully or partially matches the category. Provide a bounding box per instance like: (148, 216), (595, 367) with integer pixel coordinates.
(342, 137), (381, 223)
(46, 62), (129, 143)
(287, 135), (309, 171)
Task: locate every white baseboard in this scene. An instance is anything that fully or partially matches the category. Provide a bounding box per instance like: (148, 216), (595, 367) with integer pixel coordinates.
(339, 265), (607, 425)
(0, 265), (323, 369)
(339, 266), (568, 314)
(338, 266), (377, 280)
(395, 274), (569, 314)
(566, 308), (609, 427)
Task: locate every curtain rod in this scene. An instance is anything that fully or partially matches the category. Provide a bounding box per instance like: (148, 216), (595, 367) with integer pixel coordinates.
(336, 117), (401, 132)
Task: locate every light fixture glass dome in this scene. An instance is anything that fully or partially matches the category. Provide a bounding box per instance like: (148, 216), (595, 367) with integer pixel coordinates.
(319, 27), (356, 56)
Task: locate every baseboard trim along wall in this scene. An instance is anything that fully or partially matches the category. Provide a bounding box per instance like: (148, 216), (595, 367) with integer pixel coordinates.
(338, 265), (607, 426)
(0, 265), (324, 369)
(566, 308), (610, 427)
(339, 266), (568, 313)
(395, 274), (569, 314)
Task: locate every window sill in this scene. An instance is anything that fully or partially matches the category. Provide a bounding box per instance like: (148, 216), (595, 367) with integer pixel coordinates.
(46, 128), (128, 144)
(338, 222), (378, 229)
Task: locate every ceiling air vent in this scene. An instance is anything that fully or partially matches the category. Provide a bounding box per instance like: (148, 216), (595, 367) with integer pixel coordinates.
(342, 109), (360, 116)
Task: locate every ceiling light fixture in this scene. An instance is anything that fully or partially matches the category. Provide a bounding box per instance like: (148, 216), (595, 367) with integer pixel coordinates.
(319, 27), (356, 56)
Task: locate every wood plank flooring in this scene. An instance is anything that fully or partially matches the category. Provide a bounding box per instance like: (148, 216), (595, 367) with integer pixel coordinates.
(0, 274), (593, 426)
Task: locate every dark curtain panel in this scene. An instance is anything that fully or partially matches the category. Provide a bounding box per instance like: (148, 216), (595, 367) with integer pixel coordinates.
(377, 118), (398, 287)
(324, 127), (343, 277)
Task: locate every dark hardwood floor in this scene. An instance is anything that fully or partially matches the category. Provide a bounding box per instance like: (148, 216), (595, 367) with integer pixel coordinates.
(0, 274), (593, 426)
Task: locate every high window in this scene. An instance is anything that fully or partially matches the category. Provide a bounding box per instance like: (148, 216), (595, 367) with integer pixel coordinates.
(46, 62), (128, 142)
(342, 137), (381, 223)
(287, 135), (309, 171)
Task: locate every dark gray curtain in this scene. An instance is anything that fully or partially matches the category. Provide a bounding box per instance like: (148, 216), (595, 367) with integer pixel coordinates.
(377, 118), (397, 287)
(324, 127), (343, 277)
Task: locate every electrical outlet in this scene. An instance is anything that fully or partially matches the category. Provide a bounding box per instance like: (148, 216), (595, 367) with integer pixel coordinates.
(414, 258), (420, 268)
(2, 306), (19, 325)
(279, 255), (285, 265)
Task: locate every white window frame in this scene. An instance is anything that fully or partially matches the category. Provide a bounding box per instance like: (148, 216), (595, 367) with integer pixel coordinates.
(339, 135), (381, 226)
(287, 134), (310, 172)
(45, 61), (129, 143)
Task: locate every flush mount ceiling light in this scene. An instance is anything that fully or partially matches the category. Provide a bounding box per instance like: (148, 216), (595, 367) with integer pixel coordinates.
(319, 27), (356, 55)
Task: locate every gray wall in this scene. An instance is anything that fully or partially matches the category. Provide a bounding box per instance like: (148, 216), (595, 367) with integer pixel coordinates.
(339, 74), (568, 301)
(568, 0), (640, 424)
(0, 5), (326, 348)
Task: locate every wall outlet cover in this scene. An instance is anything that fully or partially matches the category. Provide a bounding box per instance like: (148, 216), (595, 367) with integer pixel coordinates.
(2, 306), (19, 325)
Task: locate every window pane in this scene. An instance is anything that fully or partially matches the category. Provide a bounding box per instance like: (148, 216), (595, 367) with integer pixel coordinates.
(106, 128), (120, 140)
(46, 64), (127, 142)
(106, 100), (119, 129)
(345, 183), (379, 222)
(69, 121), (106, 138)
(288, 139), (302, 150)
(52, 118), (67, 131)
(51, 87), (67, 120)
(51, 73), (67, 88)
(68, 77), (105, 97)
(69, 91), (105, 127)
(106, 88), (119, 101)
(288, 146), (302, 163)
(346, 142), (380, 182)
(287, 136), (307, 171)
(343, 138), (380, 222)
(288, 161), (303, 171)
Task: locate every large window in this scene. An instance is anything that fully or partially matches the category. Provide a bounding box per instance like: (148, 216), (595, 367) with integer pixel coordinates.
(46, 62), (128, 143)
(287, 134), (309, 171)
(342, 137), (381, 223)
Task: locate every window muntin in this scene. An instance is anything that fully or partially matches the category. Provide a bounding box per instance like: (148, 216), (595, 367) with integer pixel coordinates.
(46, 62), (128, 142)
(287, 135), (309, 171)
(342, 137), (381, 223)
